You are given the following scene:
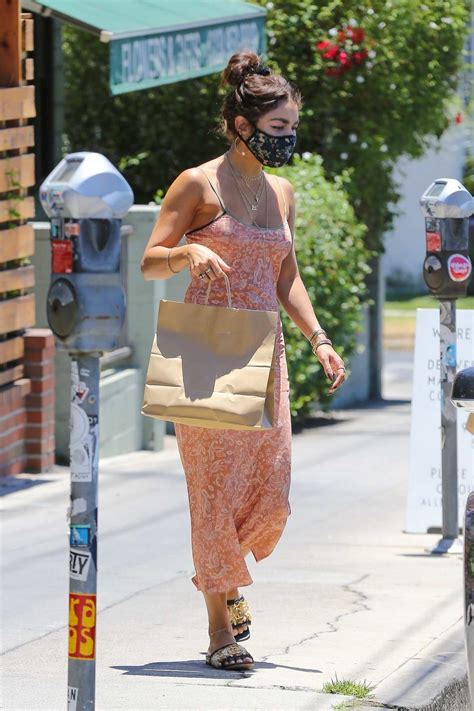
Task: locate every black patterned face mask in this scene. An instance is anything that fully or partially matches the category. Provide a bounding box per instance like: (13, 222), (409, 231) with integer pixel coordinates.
(238, 124), (297, 168)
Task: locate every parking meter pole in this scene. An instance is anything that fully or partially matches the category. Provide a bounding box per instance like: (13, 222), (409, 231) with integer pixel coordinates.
(435, 300), (459, 551)
(68, 355), (101, 710)
(39, 152), (134, 711)
(464, 492), (474, 709)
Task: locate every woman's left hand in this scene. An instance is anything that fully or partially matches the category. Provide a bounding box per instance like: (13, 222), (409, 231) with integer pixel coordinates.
(314, 344), (346, 395)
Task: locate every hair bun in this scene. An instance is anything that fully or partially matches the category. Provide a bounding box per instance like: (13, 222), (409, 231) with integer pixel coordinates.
(222, 50), (270, 87)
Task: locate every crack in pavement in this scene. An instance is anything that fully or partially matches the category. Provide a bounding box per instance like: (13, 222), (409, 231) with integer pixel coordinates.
(264, 573), (371, 661)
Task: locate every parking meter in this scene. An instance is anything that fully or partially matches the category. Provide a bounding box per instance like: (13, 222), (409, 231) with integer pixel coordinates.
(451, 367), (474, 709)
(39, 152), (133, 711)
(40, 152), (134, 353)
(420, 178), (474, 299)
(419, 179), (474, 555)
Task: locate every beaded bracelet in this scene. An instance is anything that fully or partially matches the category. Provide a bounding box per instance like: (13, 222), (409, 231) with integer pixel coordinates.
(167, 248), (180, 274)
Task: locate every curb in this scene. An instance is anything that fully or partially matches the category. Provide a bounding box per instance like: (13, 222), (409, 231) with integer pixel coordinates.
(357, 673), (470, 710)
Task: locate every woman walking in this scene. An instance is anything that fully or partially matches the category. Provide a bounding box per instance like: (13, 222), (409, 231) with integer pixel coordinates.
(141, 51), (346, 671)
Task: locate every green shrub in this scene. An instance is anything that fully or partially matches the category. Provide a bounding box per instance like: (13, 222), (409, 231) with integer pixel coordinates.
(270, 153), (373, 423)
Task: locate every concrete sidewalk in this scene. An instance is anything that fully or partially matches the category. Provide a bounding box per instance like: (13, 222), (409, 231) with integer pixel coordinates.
(1, 379), (469, 709)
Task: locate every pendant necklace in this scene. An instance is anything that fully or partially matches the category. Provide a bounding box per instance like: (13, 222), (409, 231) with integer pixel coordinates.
(225, 151), (268, 228)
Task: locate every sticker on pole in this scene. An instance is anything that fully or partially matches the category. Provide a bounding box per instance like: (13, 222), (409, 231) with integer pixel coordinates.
(70, 439), (92, 483)
(69, 593), (96, 660)
(70, 524), (91, 547)
(68, 686), (78, 711)
(447, 254), (471, 282)
(70, 548), (92, 581)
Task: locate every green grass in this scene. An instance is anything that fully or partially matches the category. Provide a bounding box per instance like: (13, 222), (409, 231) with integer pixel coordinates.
(385, 295), (474, 312)
(322, 675), (375, 699)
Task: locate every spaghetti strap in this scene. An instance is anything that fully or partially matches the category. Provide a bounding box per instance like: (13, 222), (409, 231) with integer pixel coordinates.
(273, 175), (294, 246)
(275, 176), (288, 222)
(198, 167), (226, 213)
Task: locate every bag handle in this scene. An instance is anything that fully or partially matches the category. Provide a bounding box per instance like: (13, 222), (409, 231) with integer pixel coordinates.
(204, 272), (232, 308)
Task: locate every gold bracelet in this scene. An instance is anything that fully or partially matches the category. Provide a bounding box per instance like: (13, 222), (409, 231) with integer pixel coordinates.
(167, 248), (180, 274)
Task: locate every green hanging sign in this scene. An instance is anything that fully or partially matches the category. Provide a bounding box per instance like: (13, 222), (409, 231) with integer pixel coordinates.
(109, 16), (266, 95)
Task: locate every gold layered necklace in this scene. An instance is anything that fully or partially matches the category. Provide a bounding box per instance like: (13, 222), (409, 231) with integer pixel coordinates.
(225, 151), (268, 228)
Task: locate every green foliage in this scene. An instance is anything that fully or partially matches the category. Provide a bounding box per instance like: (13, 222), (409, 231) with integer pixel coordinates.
(463, 154), (474, 195)
(258, 0), (471, 251)
(272, 153), (372, 421)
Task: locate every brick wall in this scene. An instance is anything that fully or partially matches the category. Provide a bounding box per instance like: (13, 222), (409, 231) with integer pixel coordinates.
(0, 378), (30, 476)
(0, 328), (55, 476)
(24, 328), (55, 472)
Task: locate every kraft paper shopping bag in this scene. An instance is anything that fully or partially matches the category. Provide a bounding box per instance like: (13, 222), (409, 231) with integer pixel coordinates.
(142, 273), (278, 430)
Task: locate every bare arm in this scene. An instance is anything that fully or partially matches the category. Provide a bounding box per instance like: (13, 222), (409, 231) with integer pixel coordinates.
(140, 168), (231, 281)
(276, 178), (346, 394)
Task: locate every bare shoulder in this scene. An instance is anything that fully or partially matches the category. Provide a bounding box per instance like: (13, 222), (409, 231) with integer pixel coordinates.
(268, 174), (295, 205)
(172, 167), (205, 191)
(277, 176), (294, 198)
(173, 158), (221, 190)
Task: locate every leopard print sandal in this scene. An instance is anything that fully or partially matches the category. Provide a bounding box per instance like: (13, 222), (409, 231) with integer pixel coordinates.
(227, 595), (252, 642)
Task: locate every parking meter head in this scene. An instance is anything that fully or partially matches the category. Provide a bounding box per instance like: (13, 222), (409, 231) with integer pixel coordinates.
(420, 179), (474, 300)
(42, 152), (133, 354)
(39, 152), (134, 219)
(420, 179), (474, 220)
(451, 366), (474, 412)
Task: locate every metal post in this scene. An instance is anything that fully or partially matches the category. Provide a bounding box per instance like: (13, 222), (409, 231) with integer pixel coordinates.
(431, 300), (461, 553)
(67, 354), (101, 711)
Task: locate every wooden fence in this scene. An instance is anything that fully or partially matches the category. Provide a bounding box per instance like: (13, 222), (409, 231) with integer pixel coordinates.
(0, 8), (36, 387)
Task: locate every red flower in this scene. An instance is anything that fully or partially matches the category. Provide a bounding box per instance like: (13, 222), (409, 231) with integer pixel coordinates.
(317, 24), (370, 78)
(338, 51), (352, 68)
(353, 49), (368, 64)
(455, 112), (464, 124)
(348, 27), (365, 43)
(316, 40), (332, 51)
(322, 44), (339, 60)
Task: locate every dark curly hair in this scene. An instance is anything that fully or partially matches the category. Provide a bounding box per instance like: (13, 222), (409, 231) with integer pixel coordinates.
(219, 50), (303, 141)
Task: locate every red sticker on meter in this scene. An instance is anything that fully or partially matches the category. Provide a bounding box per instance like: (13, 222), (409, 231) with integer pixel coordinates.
(447, 254), (471, 282)
(51, 240), (73, 273)
(426, 231), (441, 252)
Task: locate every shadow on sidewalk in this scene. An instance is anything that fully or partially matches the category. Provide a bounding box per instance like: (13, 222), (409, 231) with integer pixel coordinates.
(0, 476), (54, 497)
(111, 659), (322, 679)
(293, 397), (411, 434)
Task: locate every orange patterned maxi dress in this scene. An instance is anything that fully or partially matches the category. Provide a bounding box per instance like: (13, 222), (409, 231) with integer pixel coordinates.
(174, 172), (293, 595)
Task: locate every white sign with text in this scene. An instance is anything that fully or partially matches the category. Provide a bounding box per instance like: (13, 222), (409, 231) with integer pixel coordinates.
(406, 308), (474, 533)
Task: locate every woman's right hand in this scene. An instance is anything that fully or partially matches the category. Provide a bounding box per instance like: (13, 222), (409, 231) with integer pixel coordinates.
(186, 243), (232, 282)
